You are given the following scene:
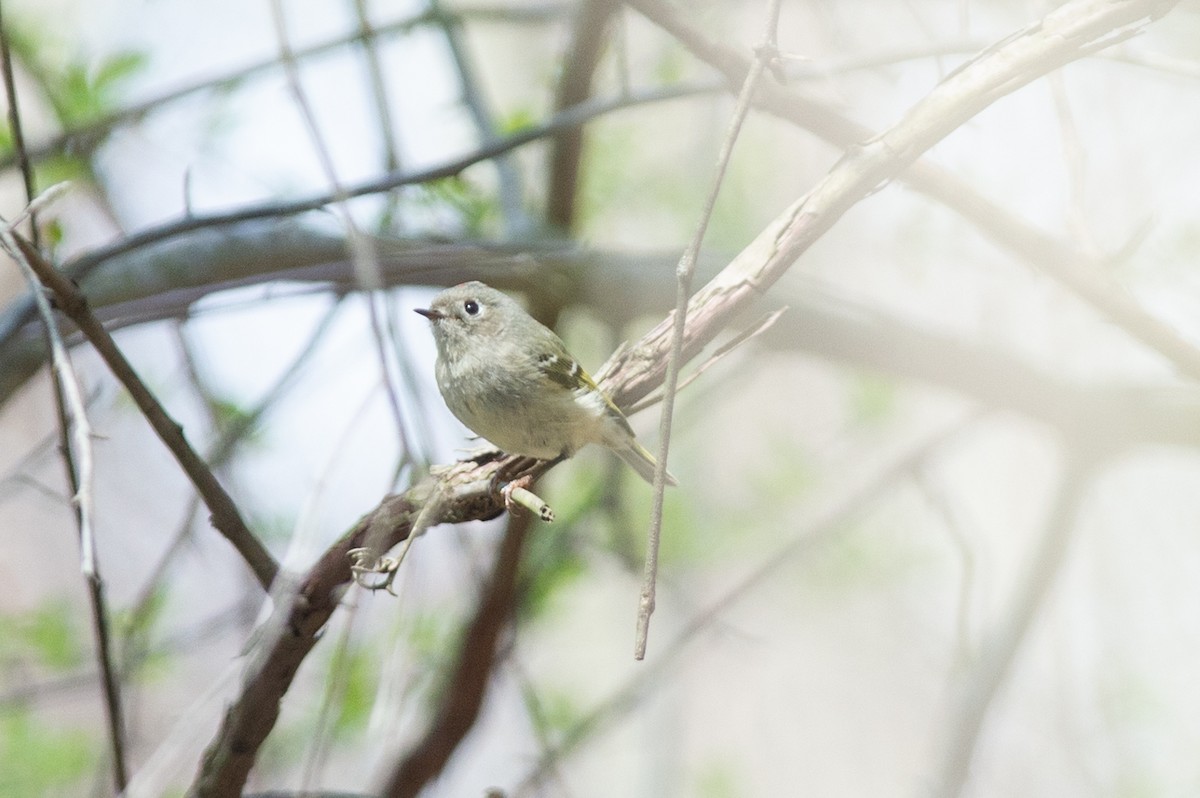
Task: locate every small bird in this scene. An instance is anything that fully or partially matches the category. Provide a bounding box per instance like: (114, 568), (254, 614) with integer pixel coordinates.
(415, 281), (676, 487)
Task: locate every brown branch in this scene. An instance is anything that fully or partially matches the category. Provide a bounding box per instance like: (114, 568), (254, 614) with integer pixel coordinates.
(15, 237), (279, 592)
(545, 0), (621, 231)
(190, 455), (518, 798)
(381, 511), (532, 797)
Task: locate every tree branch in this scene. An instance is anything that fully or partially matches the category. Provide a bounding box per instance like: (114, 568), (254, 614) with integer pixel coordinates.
(14, 237), (278, 591)
(545, 0), (620, 232)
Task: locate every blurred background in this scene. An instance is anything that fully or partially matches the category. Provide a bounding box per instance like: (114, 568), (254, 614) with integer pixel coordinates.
(2, 0), (1200, 796)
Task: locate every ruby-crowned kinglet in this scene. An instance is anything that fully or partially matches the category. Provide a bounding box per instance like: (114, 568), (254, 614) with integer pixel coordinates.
(415, 281), (676, 486)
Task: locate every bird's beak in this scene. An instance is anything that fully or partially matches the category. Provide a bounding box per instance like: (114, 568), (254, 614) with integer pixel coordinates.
(414, 307), (444, 321)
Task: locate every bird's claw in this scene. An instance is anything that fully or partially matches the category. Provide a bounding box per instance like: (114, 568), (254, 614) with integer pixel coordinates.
(348, 547), (402, 595)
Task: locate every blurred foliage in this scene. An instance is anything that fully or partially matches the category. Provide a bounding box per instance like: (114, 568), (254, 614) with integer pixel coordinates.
(332, 645), (377, 734)
(53, 51), (148, 126)
(524, 683), (581, 744)
(1, 19), (146, 146)
(0, 599), (84, 671)
(848, 372), (899, 428)
(410, 174), (497, 237)
(497, 105), (537, 136)
(0, 708), (97, 797)
(209, 397), (261, 444)
(519, 522), (588, 622)
(693, 758), (743, 798)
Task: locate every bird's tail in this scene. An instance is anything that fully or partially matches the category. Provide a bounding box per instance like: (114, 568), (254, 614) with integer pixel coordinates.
(614, 438), (678, 487)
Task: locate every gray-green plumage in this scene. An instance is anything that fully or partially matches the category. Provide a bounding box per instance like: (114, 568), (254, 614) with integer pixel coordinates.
(415, 281), (676, 486)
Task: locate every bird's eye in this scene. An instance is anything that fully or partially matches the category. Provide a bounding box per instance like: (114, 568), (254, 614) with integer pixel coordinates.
(463, 299), (480, 316)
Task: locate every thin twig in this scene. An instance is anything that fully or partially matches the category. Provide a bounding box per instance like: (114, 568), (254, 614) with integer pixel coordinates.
(268, 0), (413, 482)
(120, 300), (347, 669)
(0, 195), (128, 790)
(635, 0), (784, 660)
(0, 4), (572, 173)
(625, 0), (1200, 388)
(625, 305), (787, 416)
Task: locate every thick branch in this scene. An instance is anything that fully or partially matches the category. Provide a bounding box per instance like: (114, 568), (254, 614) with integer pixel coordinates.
(190, 454), (527, 798)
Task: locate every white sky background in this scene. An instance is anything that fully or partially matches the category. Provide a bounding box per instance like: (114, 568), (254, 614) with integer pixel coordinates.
(6, 0), (1200, 796)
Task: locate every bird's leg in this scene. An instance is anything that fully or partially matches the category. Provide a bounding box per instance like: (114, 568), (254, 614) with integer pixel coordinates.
(490, 454), (560, 522)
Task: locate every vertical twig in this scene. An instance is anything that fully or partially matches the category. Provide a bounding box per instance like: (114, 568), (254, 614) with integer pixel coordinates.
(635, 0), (784, 660)
(0, 12), (128, 786)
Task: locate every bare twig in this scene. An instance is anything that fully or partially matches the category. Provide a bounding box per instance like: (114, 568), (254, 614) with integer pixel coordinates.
(428, 0), (529, 232)
(0, 4), (572, 173)
(120, 300), (347, 669)
(627, 0), (1200, 386)
(601, 0), (1182, 410)
(635, 0), (783, 660)
(268, 0), (413, 474)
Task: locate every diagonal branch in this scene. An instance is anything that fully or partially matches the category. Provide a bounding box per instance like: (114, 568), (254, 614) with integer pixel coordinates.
(15, 237), (278, 591)
(626, 0), (1200, 383)
(601, 0), (1182, 408)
